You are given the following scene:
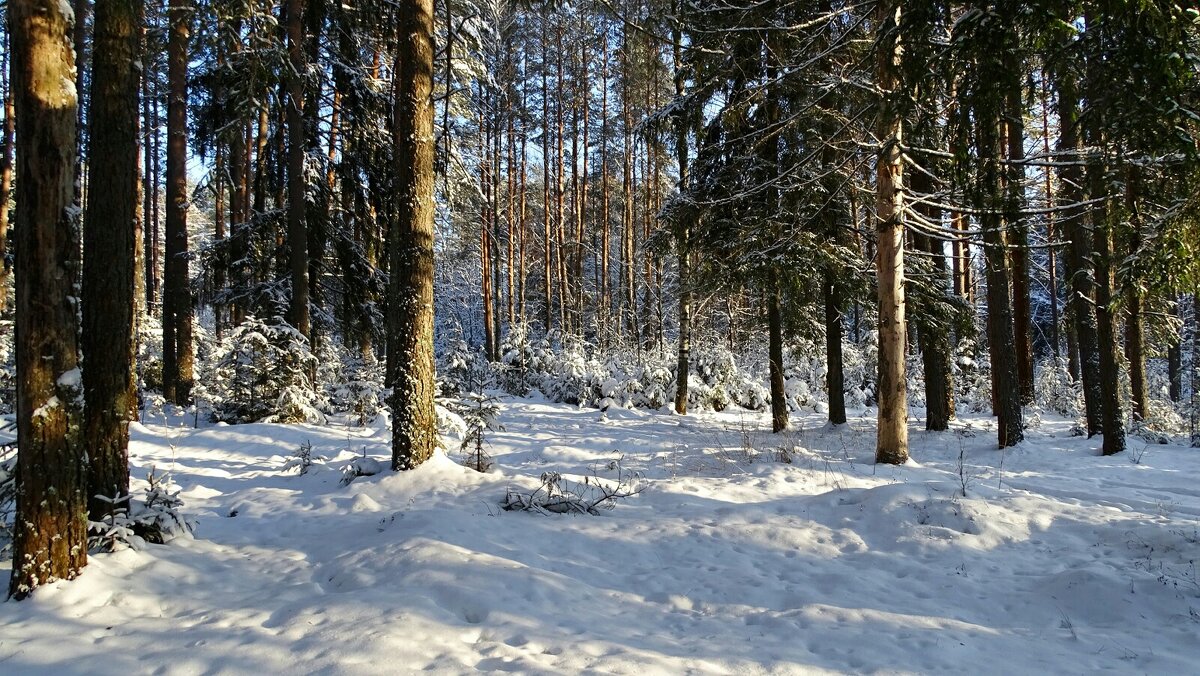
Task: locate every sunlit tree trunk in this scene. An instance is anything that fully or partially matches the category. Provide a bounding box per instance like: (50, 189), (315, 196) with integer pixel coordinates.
(162, 0), (194, 406)
(387, 0), (437, 470)
(875, 0), (908, 464)
(8, 0), (88, 600)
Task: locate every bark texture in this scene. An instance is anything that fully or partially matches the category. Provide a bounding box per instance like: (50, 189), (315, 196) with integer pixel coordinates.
(387, 0), (437, 471)
(82, 0), (142, 520)
(162, 0), (194, 405)
(874, 0), (908, 464)
(9, 0), (89, 600)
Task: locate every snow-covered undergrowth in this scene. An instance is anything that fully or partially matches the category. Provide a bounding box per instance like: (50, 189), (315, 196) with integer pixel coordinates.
(3, 400), (1200, 674)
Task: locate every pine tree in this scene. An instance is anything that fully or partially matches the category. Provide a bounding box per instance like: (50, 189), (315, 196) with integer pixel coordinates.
(82, 0), (143, 520)
(8, 0), (89, 600)
(387, 0), (438, 471)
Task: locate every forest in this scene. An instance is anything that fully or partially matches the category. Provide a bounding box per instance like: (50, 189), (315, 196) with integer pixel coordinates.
(2, 0), (1200, 672)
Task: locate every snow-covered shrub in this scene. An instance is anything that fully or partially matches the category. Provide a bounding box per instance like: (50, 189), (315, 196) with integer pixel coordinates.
(440, 339), (491, 397)
(0, 439), (14, 554)
(956, 340), (991, 413)
(137, 313), (165, 394)
(340, 455), (384, 486)
(502, 456), (644, 515)
(284, 440), (315, 475)
(136, 467), (194, 543)
(91, 467), (194, 550)
(88, 494), (137, 552)
(327, 354), (386, 425)
(1035, 357), (1082, 418)
(207, 316), (326, 424)
(0, 321), (13, 415)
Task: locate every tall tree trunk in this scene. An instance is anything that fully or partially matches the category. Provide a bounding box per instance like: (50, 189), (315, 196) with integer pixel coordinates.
(1083, 10), (1124, 455)
(1124, 165), (1147, 422)
(228, 116), (249, 326)
(910, 169), (954, 431)
(481, 112), (496, 359)
(1040, 73), (1061, 360)
(1169, 298), (1182, 402)
(213, 144), (226, 337)
(824, 272), (847, 425)
(599, 29), (610, 341)
(767, 271), (788, 433)
(1054, 65), (1102, 434)
(285, 0), (310, 338)
(387, 0), (437, 470)
(979, 112), (1023, 448)
(0, 34), (13, 315)
(1006, 82), (1034, 405)
(541, 12), (553, 335)
(1087, 159), (1125, 455)
(162, 0), (193, 406)
(9, 0), (88, 599)
(875, 0), (908, 464)
(143, 73), (159, 314)
(82, 0), (142, 521)
(672, 16), (690, 416)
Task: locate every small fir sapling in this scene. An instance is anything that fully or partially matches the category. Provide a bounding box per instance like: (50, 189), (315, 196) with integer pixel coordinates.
(442, 343), (502, 472)
(458, 391), (501, 472)
(134, 466), (195, 544)
(88, 493), (136, 552)
(207, 315), (325, 424)
(284, 439), (315, 475)
(86, 467), (194, 550)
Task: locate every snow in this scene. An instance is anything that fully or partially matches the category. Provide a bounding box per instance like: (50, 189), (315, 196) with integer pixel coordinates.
(4, 400), (1200, 674)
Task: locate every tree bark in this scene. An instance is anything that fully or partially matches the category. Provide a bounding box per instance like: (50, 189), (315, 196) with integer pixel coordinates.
(0, 34), (13, 316)
(979, 110), (1023, 448)
(824, 272), (847, 425)
(82, 0), (142, 521)
(1087, 160), (1125, 455)
(285, 0), (310, 338)
(767, 271), (788, 433)
(387, 0), (437, 471)
(1052, 24), (1103, 435)
(9, 0), (89, 600)
(672, 16), (690, 416)
(1006, 82), (1034, 405)
(1169, 298), (1182, 402)
(1123, 165), (1147, 422)
(162, 0), (193, 406)
(875, 0), (908, 464)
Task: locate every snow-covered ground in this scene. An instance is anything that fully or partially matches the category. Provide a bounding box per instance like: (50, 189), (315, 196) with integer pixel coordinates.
(3, 398), (1200, 674)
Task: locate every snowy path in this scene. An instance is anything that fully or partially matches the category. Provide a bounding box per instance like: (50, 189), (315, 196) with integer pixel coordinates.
(3, 400), (1200, 674)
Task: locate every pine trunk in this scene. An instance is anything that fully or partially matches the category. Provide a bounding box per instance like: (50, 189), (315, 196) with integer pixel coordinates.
(1053, 58), (1103, 435)
(387, 0), (437, 471)
(767, 271), (788, 433)
(0, 34), (13, 316)
(285, 0), (310, 338)
(672, 19), (690, 416)
(1006, 84), (1034, 405)
(82, 0), (142, 521)
(824, 272), (847, 425)
(162, 0), (193, 406)
(875, 0), (908, 464)
(1124, 165), (1147, 422)
(1088, 160), (1126, 455)
(979, 107), (1023, 449)
(9, 0), (89, 599)
(1169, 298), (1182, 402)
